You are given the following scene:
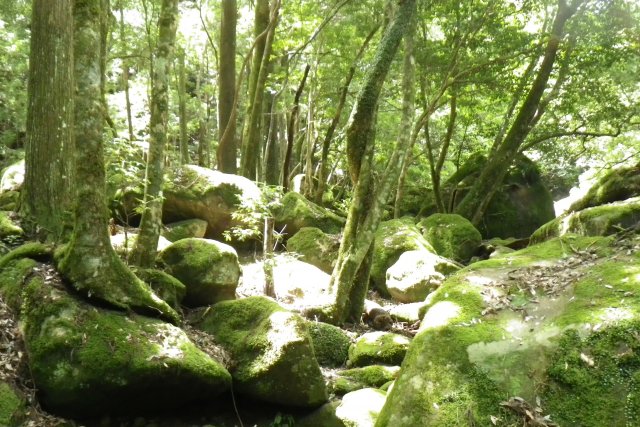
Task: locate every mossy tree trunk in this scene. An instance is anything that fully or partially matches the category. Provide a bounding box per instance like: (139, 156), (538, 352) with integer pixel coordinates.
(329, 0), (416, 325)
(240, 0), (280, 180)
(282, 64), (310, 191)
(118, 2), (135, 141)
(129, 0), (180, 267)
(59, 0), (177, 323)
(455, 0), (582, 225)
(22, 0), (75, 241)
(177, 48), (189, 164)
(217, 0), (237, 174)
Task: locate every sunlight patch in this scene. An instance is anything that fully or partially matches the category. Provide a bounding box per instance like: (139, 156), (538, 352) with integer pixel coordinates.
(420, 301), (460, 330)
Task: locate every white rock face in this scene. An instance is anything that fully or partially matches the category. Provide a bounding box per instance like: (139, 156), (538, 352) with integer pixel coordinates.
(386, 250), (459, 303)
(0, 159), (25, 192)
(336, 388), (388, 427)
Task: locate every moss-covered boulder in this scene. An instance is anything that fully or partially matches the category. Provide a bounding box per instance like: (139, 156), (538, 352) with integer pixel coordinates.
(418, 213), (481, 262)
(21, 274), (231, 418)
(0, 159), (24, 193)
(162, 165), (262, 240)
(0, 211), (23, 239)
(386, 250), (459, 303)
(133, 268), (186, 311)
(0, 191), (19, 211)
(569, 163), (640, 212)
(377, 234), (640, 426)
(532, 197), (640, 243)
(371, 218), (435, 295)
(388, 302), (426, 323)
(287, 227), (341, 273)
(438, 155), (555, 239)
(274, 192), (346, 239)
(297, 401), (346, 427)
(110, 231), (172, 256)
(348, 332), (411, 368)
(194, 296), (328, 407)
(0, 257), (38, 311)
(330, 366), (401, 395)
(161, 218), (208, 242)
(307, 321), (352, 367)
(0, 382), (23, 426)
(158, 238), (240, 307)
(337, 388), (387, 427)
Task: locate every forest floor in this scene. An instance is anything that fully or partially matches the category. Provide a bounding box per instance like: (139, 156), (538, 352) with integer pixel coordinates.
(2, 230), (638, 426)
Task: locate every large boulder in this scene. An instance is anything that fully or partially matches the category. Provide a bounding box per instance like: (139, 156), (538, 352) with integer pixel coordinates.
(336, 388), (388, 427)
(194, 296), (328, 407)
(0, 160), (24, 193)
(307, 321), (352, 367)
(157, 238), (241, 307)
(286, 227), (340, 273)
(371, 218), (435, 295)
(568, 163), (640, 213)
(161, 218), (208, 242)
(329, 366), (400, 395)
(386, 250), (459, 303)
(531, 196), (640, 243)
(274, 192), (346, 238)
(162, 165), (262, 240)
(433, 155), (555, 239)
(418, 213), (481, 262)
(348, 331), (411, 367)
(377, 234), (640, 426)
(21, 273), (231, 418)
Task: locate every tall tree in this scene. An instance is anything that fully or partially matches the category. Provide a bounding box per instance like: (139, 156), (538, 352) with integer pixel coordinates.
(22, 0), (74, 241)
(58, 0), (177, 323)
(217, 0), (237, 173)
(129, 0), (180, 267)
(327, 0), (417, 325)
(455, 0), (583, 224)
(239, 0), (280, 180)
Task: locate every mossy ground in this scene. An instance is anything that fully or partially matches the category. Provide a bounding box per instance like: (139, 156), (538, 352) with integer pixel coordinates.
(0, 211), (23, 239)
(378, 234), (640, 426)
(0, 382), (22, 426)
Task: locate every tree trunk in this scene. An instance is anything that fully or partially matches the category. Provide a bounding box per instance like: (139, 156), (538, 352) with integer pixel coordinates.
(119, 3), (135, 141)
(240, 0), (280, 180)
(22, 0), (75, 241)
(264, 92), (281, 185)
(329, 0), (416, 325)
(59, 0), (177, 324)
(177, 48), (189, 164)
(455, 0), (582, 225)
(129, 0), (180, 267)
(217, 0), (237, 173)
(282, 64), (310, 190)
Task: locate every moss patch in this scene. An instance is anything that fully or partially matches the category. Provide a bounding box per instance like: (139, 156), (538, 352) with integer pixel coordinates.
(418, 213), (481, 262)
(287, 227), (340, 273)
(0, 382), (22, 426)
(132, 268), (186, 312)
(307, 321), (351, 367)
(274, 192), (346, 238)
(0, 242), (51, 270)
(569, 164), (640, 212)
(0, 257), (37, 312)
(348, 332), (411, 367)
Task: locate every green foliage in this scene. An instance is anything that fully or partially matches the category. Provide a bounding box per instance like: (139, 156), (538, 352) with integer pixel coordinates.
(223, 184), (284, 243)
(269, 412), (295, 427)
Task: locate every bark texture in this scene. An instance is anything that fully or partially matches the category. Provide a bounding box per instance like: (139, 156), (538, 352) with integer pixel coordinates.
(58, 0), (177, 323)
(217, 0), (238, 173)
(22, 0), (75, 241)
(129, 0), (180, 267)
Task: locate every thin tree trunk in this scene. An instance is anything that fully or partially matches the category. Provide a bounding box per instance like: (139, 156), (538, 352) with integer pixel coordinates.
(240, 0), (280, 180)
(100, 0), (118, 138)
(303, 61), (317, 197)
(264, 92), (281, 185)
(282, 64), (310, 190)
(217, 0), (237, 173)
(177, 48), (189, 164)
(263, 216), (275, 298)
(455, 0), (582, 225)
(22, 0), (74, 241)
(129, 0), (180, 267)
(59, 0), (177, 323)
(119, 3), (135, 141)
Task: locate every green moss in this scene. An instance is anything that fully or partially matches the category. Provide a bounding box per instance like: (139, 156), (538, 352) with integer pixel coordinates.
(21, 277), (230, 418)
(161, 218), (208, 242)
(569, 164), (640, 212)
(132, 268), (187, 312)
(195, 296), (328, 407)
(371, 218), (435, 294)
(0, 257), (37, 312)
(157, 238), (240, 307)
(0, 192), (19, 211)
(532, 197), (640, 243)
(418, 213), (482, 262)
(544, 323), (640, 426)
(348, 332), (411, 367)
(307, 321), (351, 367)
(0, 382), (22, 426)
(341, 365), (400, 388)
(0, 242), (51, 270)
(287, 227), (340, 273)
(274, 192), (346, 237)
